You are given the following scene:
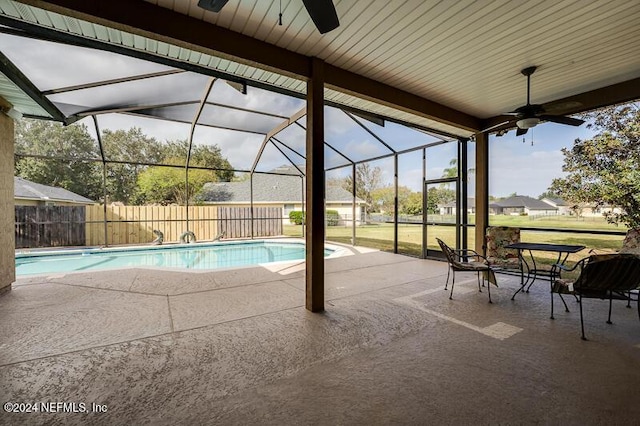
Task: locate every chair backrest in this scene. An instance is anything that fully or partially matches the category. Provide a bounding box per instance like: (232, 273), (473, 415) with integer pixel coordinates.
(437, 238), (457, 265)
(485, 226), (520, 266)
(575, 253), (640, 292)
(436, 238), (462, 267)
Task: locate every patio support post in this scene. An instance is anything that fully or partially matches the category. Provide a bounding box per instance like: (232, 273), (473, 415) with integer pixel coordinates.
(421, 148), (427, 258)
(352, 163), (356, 245)
(460, 138), (468, 251)
(474, 132), (489, 255)
(305, 57), (325, 313)
(0, 96), (15, 293)
(250, 172), (254, 239)
(394, 154), (398, 253)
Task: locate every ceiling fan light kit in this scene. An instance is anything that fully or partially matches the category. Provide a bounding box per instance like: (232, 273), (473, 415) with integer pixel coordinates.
(516, 117), (540, 129)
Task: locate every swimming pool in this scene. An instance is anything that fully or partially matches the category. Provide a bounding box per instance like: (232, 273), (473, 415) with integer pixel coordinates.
(15, 240), (334, 276)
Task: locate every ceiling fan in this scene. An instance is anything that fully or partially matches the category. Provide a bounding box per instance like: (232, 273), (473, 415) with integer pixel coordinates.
(484, 66), (585, 136)
(197, 0), (340, 34)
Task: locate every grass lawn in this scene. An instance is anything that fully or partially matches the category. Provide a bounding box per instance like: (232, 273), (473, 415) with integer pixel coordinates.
(284, 215), (627, 277)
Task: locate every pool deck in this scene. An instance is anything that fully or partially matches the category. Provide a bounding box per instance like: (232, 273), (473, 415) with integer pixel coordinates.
(1, 244), (640, 425)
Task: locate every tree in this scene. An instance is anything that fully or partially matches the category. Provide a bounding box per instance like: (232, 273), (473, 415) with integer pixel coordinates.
(14, 119), (103, 200)
(403, 191), (423, 215)
(343, 163), (383, 211)
(538, 190), (560, 200)
(163, 139), (234, 182)
(426, 186), (456, 214)
(101, 128), (164, 204)
(549, 103), (640, 228)
(135, 161), (217, 205)
(371, 185), (414, 215)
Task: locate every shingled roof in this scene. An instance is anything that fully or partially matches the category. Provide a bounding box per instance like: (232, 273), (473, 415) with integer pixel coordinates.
(14, 177), (95, 204)
(494, 195), (557, 210)
(200, 167), (364, 204)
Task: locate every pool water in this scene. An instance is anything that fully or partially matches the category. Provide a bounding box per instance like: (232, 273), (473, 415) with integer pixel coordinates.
(16, 241), (331, 276)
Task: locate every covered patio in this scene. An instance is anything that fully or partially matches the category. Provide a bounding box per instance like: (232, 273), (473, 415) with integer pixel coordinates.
(2, 247), (640, 424)
(1, 0), (640, 424)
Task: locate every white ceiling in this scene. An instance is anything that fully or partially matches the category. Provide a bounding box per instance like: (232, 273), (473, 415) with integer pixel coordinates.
(1, 0), (639, 137)
(145, 0), (640, 119)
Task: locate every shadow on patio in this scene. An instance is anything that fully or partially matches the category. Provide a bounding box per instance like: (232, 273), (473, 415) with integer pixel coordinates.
(1, 246), (639, 425)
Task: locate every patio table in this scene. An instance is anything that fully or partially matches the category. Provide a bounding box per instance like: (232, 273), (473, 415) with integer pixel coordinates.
(505, 242), (585, 300)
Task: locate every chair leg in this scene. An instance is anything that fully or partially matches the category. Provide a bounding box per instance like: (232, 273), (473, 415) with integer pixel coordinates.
(449, 271), (456, 300)
(487, 272), (492, 304)
(579, 294), (587, 341)
(477, 272), (482, 293)
(627, 291), (632, 308)
(607, 291), (613, 325)
(559, 293), (570, 313)
(550, 285), (555, 320)
(444, 266), (451, 290)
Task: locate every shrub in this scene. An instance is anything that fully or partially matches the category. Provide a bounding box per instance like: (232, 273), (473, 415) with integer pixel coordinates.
(289, 210), (305, 225)
(326, 209), (340, 226)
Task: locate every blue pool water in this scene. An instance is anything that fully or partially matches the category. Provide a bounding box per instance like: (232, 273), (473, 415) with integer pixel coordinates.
(16, 241), (332, 276)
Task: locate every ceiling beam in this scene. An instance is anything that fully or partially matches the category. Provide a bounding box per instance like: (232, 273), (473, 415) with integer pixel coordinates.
(481, 77), (640, 133)
(18, 0), (481, 132)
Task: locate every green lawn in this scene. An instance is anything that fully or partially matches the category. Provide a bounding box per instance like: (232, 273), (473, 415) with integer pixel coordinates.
(284, 215), (627, 276)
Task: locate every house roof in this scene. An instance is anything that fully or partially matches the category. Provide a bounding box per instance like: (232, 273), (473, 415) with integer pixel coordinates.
(494, 195), (557, 210)
(201, 167), (364, 205)
(542, 197), (568, 207)
(14, 176), (95, 204)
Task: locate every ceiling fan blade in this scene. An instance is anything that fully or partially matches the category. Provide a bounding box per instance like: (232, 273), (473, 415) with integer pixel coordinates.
(481, 120), (513, 133)
(516, 127), (528, 136)
(538, 115), (585, 126)
(302, 0), (340, 34)
(197, 0), (229, 13)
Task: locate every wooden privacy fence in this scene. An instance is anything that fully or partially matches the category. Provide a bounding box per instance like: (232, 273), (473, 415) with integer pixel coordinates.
(85, 205), (219, 245)
(15, 205), (86, 248)
(217, 207), (283, 239)
(16, 205), (285, 248)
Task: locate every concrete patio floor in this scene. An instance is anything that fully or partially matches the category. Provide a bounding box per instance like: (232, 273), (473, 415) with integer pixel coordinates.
(1, 244), (639, 425)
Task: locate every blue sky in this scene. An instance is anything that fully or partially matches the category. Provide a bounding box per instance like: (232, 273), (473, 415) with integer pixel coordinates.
(488, 120), (596, 198)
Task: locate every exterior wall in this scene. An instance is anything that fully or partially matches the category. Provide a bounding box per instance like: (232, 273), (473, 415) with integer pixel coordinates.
(0, 99), (15, 293)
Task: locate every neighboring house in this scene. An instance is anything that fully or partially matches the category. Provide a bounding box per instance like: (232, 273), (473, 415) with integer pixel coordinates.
(200, 166), (366, 225)
(439, 198), (476, 215)
(575, 203), (623, 218)
(446, 199), (506, 215)
(14, 177), (95, 206)
(540, 197), (624, 218)
(492, 195), (558, 216)
(541, 197), (571, 215)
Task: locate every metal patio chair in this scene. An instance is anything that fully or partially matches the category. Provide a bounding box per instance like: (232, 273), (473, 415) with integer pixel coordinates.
(551, 253), (640, 340)
(437, 238), (497, 303)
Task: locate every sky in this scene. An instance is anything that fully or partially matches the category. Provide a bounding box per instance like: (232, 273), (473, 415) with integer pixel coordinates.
(2, 31), (598, 199)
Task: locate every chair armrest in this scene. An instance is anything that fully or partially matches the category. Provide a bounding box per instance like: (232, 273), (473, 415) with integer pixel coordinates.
(455, 249), (489, 263)
(552, 257), (588, 274)
(552, 263), (576, 272)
